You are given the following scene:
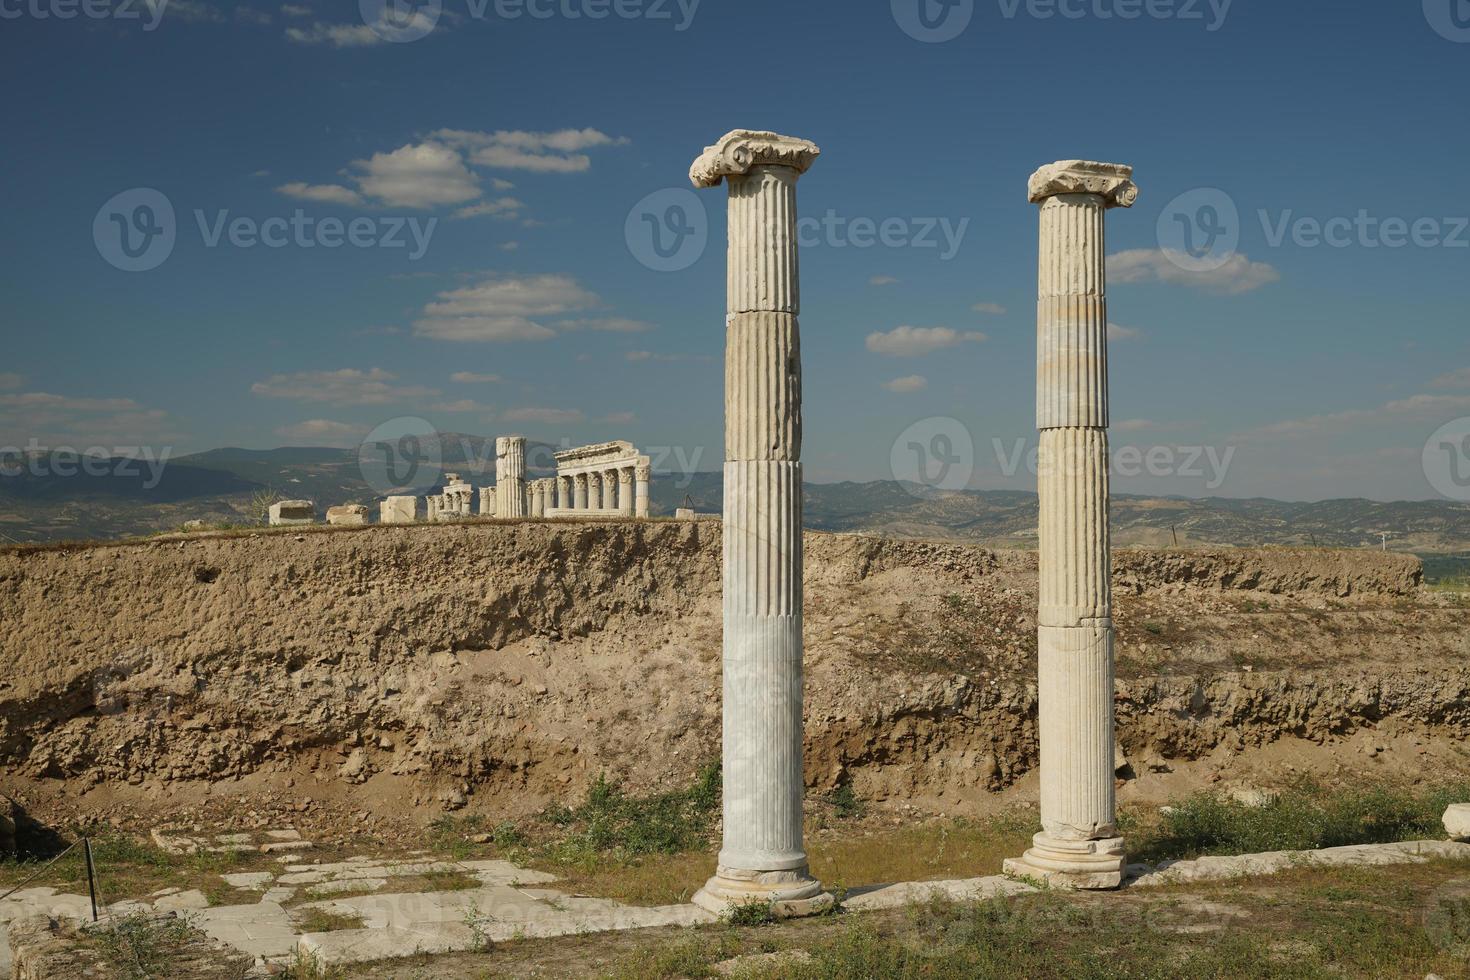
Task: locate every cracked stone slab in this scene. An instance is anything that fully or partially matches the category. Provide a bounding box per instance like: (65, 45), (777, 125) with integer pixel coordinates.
(1128, 840), (1470, 887)
(154, 889), (210, 911)
(843, 875), (1036, 912)
(222, 872), (276, 890)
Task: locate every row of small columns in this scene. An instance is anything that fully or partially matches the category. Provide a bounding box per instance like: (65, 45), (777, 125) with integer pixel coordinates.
(552, 464), (650, 517)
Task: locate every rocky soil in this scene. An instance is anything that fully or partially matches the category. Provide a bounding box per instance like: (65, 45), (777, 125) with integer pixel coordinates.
(0, 522), (1460, 839)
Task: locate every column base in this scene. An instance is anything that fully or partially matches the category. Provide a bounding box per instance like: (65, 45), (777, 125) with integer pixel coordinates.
(691, 864), (834, 918)
(1003, 834), (1126, 890)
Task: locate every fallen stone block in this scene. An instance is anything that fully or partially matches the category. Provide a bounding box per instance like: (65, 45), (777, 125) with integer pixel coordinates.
(326, 504), (370, 526)
(1444, 804), (1470, 840)
(843, 875), (1035, 912)
(268, 500), (316, 526)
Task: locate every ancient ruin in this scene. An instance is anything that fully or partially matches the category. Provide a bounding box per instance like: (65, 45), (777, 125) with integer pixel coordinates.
(688, 130), (831, 917)
(426, 473), (475, 522)
(380, 495), (418, 525)
(545, 441), (651, 518)
(267, 500), (315, 526)
(1003, 160), (1138, 890)
(494, 438), (528, 519)
(325, 504), (369, 526)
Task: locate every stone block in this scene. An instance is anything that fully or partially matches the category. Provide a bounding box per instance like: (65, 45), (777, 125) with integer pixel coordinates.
(326, 504), (370, 526)
(380, 496), (418, 524)
(1444, 804), (1470, 840)
(268, 500), (315, 526)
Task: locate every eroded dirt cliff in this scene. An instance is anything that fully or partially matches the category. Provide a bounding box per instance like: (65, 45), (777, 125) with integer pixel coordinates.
(0, 522), (1458, 830)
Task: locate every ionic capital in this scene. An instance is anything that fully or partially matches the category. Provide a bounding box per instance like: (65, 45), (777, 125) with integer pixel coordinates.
(690, 130), (820, 189)
(1028, 160), (1137, 209)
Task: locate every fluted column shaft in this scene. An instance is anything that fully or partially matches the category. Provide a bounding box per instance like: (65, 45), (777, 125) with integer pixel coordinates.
(1007, 161), (1136, 891)
(495, 436), (527, 519)
(690, 130), (827, 916)
(634, 464), (650, 519)
(619, 468), (635, 516)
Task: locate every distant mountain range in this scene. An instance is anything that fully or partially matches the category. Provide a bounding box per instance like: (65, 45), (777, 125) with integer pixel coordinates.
(3, 437), (1469, 563)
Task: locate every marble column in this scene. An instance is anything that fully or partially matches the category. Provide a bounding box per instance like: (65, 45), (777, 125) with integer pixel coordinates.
(1004, 160), (1137, 891)
(574, 473), (588, 510)
(689, 130), (830, 918)
(557, 475), (569, 510)
(495, 436), (527, 519)
(529, 482), (544, 518)
(619, 467), (635, 516)
(589, 472), (603, 511)
(635, 463), (650, 518)
(479, 487), (496, 517)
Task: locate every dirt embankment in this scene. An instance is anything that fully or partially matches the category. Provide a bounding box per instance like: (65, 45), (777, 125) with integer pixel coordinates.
(0, 523), (1458, 830)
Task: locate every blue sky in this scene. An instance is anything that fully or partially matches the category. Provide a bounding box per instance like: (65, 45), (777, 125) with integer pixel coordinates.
(3, 0), (1469, 501)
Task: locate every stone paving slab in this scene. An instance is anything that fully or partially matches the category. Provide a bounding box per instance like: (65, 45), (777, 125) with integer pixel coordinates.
(1127, 839), (1470, 887)
(191, 900), (298, 959)
(844, 875), (1036, 912)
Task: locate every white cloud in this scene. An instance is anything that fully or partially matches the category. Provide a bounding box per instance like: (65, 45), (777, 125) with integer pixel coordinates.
(354, 142), (480, 208)
(276, 181), (364, 206)
(280, 3), (311, 15)
(353, 325), (401, 337)
(1431, 367), (1470, 389)
(451, 372), (501, 384)
(412, 274), (651, 344)
(502, 407), (585, 425)
(491, 178), (515, 191)
(971, 302), (1006, 315)
(869, 275), (899, 287)
(599, 411), (636, 424)
(0, 391), (177, 446)
(431, 128), (628, 173)
(499, 241), (520, 251)
(0, 373), (24, 391)
(1108, 249), (1280, 295)
(882, 375), (928, 393)
(250, 368), (438, 405)
(1240, 391), (1470, 441)
(451, 197), (524, 220)
(235, 6), (273, 24)
(273, 419), (362, 447)
(278, 141), (482, 210)
(624, 351), (709, 363)
(428, 399), (493, 413)
(865, 326), (987, 357)
(1113, 418), (1190, 432)
(413, 316), (557, 343)
(284, 20), (385, 46)
(558, 317), (653, 333)
(1108, 322), (1143, 342)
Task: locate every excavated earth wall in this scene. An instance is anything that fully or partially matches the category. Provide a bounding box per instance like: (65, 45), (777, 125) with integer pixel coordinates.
(0, 523), (1454, 821)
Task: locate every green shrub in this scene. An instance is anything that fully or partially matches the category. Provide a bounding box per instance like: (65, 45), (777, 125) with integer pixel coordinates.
(1134, 780), (1470, 864)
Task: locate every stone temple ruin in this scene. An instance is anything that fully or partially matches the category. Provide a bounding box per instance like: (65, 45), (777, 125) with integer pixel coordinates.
(261, 438), (658, 528)
(545, 441), (651, 519)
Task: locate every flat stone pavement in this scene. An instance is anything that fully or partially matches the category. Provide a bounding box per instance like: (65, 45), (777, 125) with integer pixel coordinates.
(4, 839), (1470, 970)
